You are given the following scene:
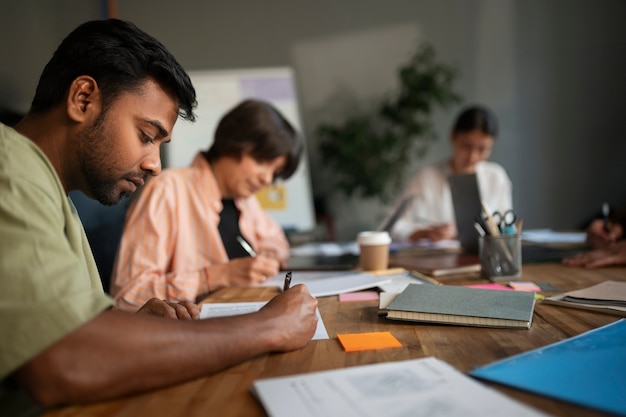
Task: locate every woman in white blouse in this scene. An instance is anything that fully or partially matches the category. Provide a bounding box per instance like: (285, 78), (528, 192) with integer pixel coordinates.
(390, 105), (512, 242)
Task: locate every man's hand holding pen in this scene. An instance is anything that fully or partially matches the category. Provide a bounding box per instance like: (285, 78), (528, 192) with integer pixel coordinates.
(283, 271), (292, 291)
(259, 277), (318, 351)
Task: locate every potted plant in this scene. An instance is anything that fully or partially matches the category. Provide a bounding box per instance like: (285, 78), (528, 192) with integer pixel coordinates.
(316, 43), (462, 202)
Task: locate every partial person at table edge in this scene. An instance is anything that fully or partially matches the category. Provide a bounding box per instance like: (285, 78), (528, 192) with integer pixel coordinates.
(0, 19), (318, 414)
(563, 207), (626, 268)
(388, 104), (513, 242)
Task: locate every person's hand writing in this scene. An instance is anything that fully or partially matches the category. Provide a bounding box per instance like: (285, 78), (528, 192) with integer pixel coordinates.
(563, 240), (626, 269)
(258, 284), (318, 351)
(586, 219), (623, 248)
(409, 223), (455, 242)
(258, 247), (287, 269)
(213, 255), (281, 287)
(136, 299), (200, 320)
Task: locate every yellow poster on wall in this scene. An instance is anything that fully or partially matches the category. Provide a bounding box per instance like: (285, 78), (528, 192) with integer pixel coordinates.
(256, 185), (287, 210)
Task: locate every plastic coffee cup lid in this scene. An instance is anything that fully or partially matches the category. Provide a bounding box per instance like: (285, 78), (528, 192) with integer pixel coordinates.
(357, 231), (391, 246)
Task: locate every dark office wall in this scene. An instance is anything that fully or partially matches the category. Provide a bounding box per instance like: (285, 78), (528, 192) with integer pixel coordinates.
(118, 0), (626, 238)
(512, 2), (626, 230)
(0, 0), (100, 112)
(1, 0), (625, 241)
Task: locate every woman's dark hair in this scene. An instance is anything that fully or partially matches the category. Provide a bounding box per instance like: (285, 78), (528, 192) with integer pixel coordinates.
(452, 105), (498, 138)
(205, 99), (302, 181)
(30, 19), (196, 122)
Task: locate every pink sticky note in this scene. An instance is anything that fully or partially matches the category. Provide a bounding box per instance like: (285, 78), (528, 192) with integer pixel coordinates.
(338, 291), (380, 302)
(466, 283), (512, 291)
(509, 281), (542, 292)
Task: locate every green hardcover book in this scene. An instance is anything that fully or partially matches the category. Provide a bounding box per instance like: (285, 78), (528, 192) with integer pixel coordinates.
(384, 284), (536, 329)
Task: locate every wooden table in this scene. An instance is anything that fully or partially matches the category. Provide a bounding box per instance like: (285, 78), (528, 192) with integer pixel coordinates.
(45, 263), (626, 417)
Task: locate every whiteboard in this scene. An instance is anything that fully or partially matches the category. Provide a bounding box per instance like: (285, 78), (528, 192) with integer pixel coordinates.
(167, 67), (315, 232)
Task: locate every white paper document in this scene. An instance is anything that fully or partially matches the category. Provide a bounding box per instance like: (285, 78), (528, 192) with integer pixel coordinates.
(200, 302), (329, 340)
(260, 271), (391, 298)
(376, 271), (430, 293)
(521, 229), (586, 244)
(251, 357), (548, 417)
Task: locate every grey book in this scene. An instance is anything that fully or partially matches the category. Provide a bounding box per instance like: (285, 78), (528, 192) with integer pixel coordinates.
(383, 284), (536, 329)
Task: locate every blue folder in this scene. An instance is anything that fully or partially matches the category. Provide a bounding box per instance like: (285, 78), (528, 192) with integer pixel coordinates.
(470, 319), (626, 416)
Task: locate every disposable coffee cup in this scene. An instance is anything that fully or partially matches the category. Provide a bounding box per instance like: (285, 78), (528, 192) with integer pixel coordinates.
(357, 231), (391, 271)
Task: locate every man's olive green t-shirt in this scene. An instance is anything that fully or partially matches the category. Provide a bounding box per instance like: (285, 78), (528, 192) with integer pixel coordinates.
(0, 123), (114, 413)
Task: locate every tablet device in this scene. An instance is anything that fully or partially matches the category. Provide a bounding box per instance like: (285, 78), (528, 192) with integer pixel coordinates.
(448, 173), (483, 253)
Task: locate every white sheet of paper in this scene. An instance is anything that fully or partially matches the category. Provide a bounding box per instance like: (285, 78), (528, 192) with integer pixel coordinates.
(376, 272), (429, 293)
(200, 302), (329, 340)
(251, 357), (549, 417)
(521, 229), (586, 244)
(260, 271), (391, 297)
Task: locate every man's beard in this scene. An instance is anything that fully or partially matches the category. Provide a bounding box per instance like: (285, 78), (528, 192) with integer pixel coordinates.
(78, 112), (135, 206)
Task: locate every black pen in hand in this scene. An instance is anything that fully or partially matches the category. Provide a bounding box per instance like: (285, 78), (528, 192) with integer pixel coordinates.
(283, 271), (292, 291)
(602, 202), (610, 233)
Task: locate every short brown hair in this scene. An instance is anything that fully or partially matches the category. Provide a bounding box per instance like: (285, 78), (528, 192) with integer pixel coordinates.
(204, 99), (302, 180)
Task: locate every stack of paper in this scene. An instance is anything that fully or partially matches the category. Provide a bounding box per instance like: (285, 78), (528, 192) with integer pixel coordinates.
(260, 271), (391, 297)
(521, 229), (586, 244)
(252, 357), (549, 417)
(543, 280), (626, 316)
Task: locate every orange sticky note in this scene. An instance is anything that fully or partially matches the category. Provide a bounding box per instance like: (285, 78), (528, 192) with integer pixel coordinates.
(337, 332), (402, 352)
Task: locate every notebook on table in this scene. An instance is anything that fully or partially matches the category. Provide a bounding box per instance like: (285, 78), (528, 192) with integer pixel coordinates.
(285, 253), (359, 271)
(390, 252), (480, 277)
(380, 283), (536, 329)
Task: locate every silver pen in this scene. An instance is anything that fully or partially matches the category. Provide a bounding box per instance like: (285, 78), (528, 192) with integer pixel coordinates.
(236, 236), (257, 257)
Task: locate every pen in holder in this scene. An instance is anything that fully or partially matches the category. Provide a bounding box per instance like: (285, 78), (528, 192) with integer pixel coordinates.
(478, 234), (522, 282)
